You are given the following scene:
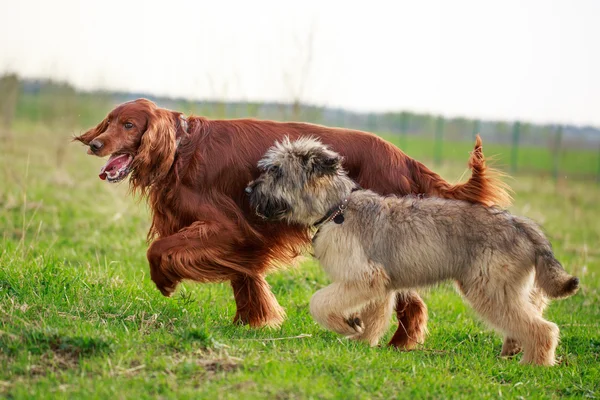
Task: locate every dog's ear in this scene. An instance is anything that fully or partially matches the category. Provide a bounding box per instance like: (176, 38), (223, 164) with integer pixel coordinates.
(131, 109), (176, 188)
(73, 117), (109, 144)
(312, 151), (342, 176)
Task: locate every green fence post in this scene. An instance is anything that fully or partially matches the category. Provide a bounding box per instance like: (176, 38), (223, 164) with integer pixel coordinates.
(473, 119), (481, 141)
(400, 112), (408, 150)
(367, 112), (377, 132)
(597, 144), (600, 184)
(511, 121), (520, 174)
(552, 125), (563, 182)
(434, 116), (444, 166)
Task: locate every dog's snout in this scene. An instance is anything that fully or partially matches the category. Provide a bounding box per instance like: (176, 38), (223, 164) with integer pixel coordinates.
(89, 139), (104, 153)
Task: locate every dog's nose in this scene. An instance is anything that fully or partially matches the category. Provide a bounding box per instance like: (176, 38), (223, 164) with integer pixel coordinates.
(89, 139), (104, 153)
(245, 180), (257, 195)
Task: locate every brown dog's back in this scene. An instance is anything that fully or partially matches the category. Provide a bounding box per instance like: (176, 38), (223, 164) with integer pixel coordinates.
(188, 119), (511, 213)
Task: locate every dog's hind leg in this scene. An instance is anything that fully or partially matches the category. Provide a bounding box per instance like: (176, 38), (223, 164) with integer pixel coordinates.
(350, 293), (396, 346)
(388, 291), (429, 350)
(501, 285), (549, 357)
(231, 273), (285, 328)
(459, 276), (559, 366)
(501, 337), (522, 357)
(510, 312), (559, 366)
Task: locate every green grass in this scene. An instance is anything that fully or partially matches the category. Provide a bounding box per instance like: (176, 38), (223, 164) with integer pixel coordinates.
(0, 125), (599, 399)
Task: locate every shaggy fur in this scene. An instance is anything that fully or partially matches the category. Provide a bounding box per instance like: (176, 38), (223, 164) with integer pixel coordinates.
(74, 98), (511, 342)
(247, 137), (579, 365)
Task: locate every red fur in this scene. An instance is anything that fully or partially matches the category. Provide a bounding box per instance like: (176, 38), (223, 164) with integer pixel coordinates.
(388, 291), (429, 349)
(74, 99), (512, 339)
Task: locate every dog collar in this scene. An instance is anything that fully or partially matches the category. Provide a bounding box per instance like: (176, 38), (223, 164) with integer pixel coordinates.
(175, 116), (188, 148)
(313, 197), (350, 229)
(312, 187), (362, 229)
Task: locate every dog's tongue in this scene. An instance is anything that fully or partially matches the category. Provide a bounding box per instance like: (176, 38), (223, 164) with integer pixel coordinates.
(99, 154), (130, 180)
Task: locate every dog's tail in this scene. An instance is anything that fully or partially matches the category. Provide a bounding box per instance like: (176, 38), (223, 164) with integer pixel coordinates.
(535, 251), (580, 299)
(514, 218), (580, 299)
(411, 135), (513, 208)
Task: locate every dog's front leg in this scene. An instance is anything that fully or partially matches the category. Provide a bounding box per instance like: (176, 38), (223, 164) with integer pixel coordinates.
(146, 216), (286, 328)
(351, 294), (396, 346)
(310, 281), (387, 338)
(146, 215), (241, 297)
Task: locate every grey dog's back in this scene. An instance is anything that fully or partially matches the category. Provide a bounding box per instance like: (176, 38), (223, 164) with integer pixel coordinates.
(335, 190), (577, 298)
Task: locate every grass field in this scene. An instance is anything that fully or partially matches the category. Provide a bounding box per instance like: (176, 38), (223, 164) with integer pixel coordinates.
(1, 124), (599, 399)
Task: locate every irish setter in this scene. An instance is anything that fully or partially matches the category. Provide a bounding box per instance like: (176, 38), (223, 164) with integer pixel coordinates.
(74, 98), (511, 349)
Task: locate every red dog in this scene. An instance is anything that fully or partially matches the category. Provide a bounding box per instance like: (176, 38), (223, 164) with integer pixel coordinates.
(75, 98), (511, 348)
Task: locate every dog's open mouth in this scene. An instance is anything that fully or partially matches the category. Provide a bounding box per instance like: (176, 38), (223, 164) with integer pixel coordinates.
(99, 154), (133, 183)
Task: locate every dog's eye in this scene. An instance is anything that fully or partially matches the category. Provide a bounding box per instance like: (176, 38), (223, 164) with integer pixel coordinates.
(124, 122), (134, 129)
(269, 165), (280, 174)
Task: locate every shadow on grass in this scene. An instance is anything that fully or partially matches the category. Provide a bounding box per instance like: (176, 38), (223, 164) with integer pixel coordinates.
(0, 329), (113, 358)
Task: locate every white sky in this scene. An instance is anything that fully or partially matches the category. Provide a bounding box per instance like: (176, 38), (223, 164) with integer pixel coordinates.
(1, 0), (599, 126)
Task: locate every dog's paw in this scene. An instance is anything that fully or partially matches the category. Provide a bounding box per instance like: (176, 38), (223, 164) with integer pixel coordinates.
(500, 337), (522, 358)
(149, 267), (178, 298)
(345, 316), (364, 334)
(156, 283), (176, 297)
(500, 346), (522, 357)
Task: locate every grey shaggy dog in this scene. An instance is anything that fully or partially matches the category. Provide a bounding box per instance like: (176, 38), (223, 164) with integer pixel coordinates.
(245, 137), (580, 366)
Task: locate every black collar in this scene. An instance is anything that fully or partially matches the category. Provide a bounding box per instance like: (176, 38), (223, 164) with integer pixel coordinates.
(312, 187), (362, 229)
(313, 197), (349, 229)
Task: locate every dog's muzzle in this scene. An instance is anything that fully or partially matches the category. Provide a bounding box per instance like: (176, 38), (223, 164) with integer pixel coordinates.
(254, 198), (290, 221)
(246, 182), (289, 221)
